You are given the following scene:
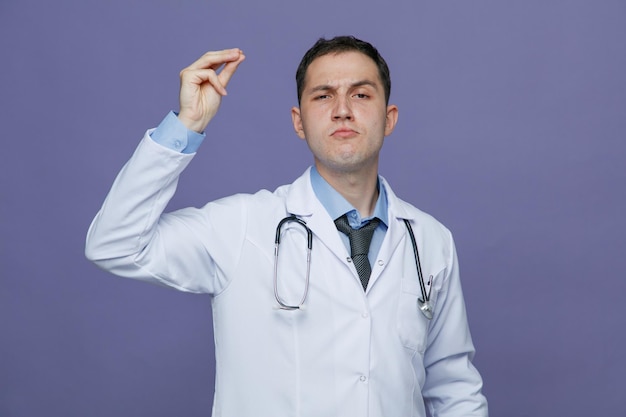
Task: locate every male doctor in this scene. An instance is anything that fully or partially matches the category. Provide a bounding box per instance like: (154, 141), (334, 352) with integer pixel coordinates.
(86, 36), (487, 416)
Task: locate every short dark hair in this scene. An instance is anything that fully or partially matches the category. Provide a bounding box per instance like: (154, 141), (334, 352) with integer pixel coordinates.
(295, 36), (391, 105)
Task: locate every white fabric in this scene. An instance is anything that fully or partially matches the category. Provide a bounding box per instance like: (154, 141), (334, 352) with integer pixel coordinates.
(86, 132), (488, 417)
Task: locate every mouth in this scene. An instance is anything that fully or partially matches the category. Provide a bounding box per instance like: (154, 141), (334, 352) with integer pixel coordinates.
(330, 127), (358, 138)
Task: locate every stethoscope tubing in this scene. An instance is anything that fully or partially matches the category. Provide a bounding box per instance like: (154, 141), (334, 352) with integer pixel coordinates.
(274, 215), (432, 319)
(403, 219), (430, 305)
(274, 216), (312, 310)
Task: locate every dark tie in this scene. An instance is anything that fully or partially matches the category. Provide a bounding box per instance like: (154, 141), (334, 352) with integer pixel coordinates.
(334, 214), (380, 290)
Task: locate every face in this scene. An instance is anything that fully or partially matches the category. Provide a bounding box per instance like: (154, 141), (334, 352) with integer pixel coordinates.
(292, 51), (398, 178)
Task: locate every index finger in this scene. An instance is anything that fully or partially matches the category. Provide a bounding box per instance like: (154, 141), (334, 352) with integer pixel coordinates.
(217, 52), (246, 88)
(186, 48), (243, 71)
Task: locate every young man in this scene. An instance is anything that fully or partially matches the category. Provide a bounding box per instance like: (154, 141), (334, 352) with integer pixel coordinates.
(86, 36), (487, 416)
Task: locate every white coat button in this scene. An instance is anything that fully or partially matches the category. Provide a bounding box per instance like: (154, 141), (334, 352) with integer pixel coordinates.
(377, 260), (384, 266)
(359, 375), (368, 382)
(361, 312), (369, 319)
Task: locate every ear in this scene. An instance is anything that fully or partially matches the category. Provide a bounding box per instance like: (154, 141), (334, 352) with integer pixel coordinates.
(384, 104), (399, 136)
(291, 106), (306, 139)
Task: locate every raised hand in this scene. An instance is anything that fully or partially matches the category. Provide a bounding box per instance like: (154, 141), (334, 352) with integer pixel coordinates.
(177, 48), (246, 133)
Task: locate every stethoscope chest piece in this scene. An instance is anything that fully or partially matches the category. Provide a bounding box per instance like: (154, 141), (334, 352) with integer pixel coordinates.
(418, 299), (433, 320)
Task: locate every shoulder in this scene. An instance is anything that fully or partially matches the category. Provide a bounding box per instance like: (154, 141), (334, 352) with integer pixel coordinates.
(200, 173), (304, 217)
(382, 178), (451, 230)
(382, 178), (454, 251)
(399, 199), (452, 241)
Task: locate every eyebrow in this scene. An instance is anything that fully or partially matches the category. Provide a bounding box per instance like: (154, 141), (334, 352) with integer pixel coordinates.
(307, 80), (379, 95)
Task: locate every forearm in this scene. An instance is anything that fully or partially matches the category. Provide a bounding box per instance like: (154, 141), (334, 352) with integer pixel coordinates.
(86, 47), (245, 286)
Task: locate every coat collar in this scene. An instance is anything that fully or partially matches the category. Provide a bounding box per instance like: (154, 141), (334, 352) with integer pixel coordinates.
(283, 168), (419, 293)
(284, 167), (417, 224)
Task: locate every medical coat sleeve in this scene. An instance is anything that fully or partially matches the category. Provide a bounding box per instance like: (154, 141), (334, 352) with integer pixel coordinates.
(421, 229), (488, 416)
(85, 131), (245, 294)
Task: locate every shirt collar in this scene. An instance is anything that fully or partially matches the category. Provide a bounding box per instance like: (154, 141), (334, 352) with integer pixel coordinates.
(310, 166), (388, 228)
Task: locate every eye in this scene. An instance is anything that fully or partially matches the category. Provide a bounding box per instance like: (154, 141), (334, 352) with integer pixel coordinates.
(315, 94), (330, 100)
(354, 93), (369, 99)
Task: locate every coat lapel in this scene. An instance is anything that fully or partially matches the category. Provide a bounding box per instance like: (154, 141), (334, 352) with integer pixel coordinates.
(366, 176), (417, 292)
(284, 168), (350, 265)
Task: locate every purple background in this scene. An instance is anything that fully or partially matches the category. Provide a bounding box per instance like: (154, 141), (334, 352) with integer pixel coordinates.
(2, 0), (625, 415)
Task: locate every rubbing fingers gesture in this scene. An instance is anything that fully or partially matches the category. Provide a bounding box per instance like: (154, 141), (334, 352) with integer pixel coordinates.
(178, 48), (245, 133)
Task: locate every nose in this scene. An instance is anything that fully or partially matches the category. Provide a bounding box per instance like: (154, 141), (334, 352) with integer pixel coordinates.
(332, 96), (353, 120)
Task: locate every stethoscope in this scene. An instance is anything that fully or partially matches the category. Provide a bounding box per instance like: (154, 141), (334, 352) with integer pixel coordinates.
(273, 215), (434, 319)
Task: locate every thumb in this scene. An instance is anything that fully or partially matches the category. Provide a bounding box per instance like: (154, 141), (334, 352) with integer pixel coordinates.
(218, 51), (246, 88)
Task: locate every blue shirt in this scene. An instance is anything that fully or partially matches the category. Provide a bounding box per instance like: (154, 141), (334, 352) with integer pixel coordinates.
(309, 166), (388, 263)
(151, 111), (205, 154)
(150, 112), (388, 265)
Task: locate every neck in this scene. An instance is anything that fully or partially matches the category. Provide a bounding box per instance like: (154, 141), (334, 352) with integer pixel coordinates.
(316, 163), (379, 217)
